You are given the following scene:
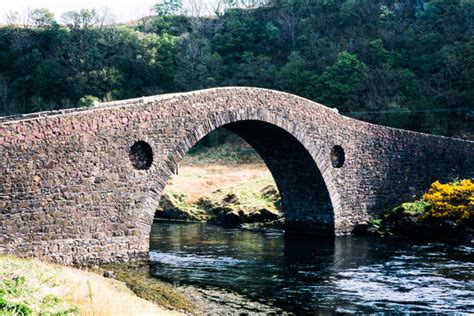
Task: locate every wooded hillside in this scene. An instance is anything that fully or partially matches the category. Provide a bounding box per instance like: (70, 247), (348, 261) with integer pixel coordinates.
(0, 0), (472, 138)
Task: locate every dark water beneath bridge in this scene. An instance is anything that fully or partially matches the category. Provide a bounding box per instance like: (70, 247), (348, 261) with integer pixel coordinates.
(149, 222), (473, 314)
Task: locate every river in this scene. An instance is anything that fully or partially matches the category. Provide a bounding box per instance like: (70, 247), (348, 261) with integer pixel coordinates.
(149, 222), (473, 314)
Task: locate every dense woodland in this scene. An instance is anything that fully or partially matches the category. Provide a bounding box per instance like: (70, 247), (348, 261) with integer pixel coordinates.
(0, 0), (473, 139)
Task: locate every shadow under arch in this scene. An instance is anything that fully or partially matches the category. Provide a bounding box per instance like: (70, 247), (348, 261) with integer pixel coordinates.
(146, 117), (335, 236)
(224, 120), (334, 234)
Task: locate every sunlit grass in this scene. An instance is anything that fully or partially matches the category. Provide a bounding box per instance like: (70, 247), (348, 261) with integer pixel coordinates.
(0, 255), (182, 315)
(165, 161), (277, 205)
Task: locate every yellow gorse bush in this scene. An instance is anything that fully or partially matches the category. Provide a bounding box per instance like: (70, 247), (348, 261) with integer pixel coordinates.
(422, 179), (474, 223)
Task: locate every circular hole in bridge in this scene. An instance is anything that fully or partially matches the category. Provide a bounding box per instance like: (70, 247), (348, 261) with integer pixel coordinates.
(330, 145), (345, 168)
(130, 141), (153, 170)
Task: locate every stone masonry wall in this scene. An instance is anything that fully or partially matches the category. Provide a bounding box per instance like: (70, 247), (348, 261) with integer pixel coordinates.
(1, 87), (473, 265)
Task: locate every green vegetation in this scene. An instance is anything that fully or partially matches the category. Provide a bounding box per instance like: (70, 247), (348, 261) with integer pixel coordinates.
(0, 255), (179, 315)
(0, 255), (77, 315)
(156, 162), (282, 226)
(373, 179), (474, 239)
(1, 0), (473, 138)
(386, 200), (431, 218)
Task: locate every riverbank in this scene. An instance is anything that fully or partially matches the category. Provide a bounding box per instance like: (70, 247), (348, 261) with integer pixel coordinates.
(361, 179), (473, 241)
(0, 255), (183, 315)
(103, 261), (282, 314)
(156, 161), (283, 227)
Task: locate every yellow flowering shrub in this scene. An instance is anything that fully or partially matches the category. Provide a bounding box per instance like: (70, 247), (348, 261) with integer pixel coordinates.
(421, 179), (474, 223)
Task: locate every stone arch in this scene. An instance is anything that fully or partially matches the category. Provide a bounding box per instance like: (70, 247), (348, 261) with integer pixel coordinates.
(140, 113), (339, 239)
(2, 87), (473, 265)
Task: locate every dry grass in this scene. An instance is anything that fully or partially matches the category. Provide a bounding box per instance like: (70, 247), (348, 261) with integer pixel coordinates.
(0, 255), (182, 315)
(166, 162), (275, 204)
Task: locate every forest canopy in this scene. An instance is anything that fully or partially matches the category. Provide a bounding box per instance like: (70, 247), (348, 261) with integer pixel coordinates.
(0, 0), (473, 139)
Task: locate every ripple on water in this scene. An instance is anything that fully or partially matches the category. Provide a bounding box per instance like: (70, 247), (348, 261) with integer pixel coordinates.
(148, 223), (474, 313)
(149, 251), (246, 266)
(332, 255), (474, 313)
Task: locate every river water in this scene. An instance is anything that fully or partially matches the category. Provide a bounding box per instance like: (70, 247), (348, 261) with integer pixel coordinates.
(149, 222), (473, 314)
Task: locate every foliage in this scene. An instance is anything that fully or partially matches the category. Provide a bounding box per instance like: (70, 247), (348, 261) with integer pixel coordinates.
(0, 275), (33, 315)
(61, 9), (101, 29)
(306, 51), (366, 110)
(30, 9), (56, 28)
(381, 179), (473, 235)
(154, 0), (183, 16)
(0, 0), (473, 138)
(422, 179), (474, 223)
(388, 200), (431, 218)
(77, 95), (100, 107)
(0, 255), (172, 314)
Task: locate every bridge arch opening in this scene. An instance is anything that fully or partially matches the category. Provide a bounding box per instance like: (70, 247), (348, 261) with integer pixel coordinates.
(153, 119), (335, 235)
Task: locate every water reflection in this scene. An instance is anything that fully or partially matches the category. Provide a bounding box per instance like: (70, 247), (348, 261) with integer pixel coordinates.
(149, 222), (474, 313)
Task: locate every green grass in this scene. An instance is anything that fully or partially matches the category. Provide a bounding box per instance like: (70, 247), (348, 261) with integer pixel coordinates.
(200, 178), (281, 213)
(0, 255), (180, 315)
(159, 173), (281, 221)
(0, 255), (77, 315)
(385, 201), (431, 220)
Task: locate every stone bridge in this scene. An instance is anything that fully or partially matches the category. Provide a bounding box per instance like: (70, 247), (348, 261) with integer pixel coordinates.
(1, 87), (473, 264)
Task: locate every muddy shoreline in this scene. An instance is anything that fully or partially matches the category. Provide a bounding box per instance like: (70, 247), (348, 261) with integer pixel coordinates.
(100, 260), (284, 314)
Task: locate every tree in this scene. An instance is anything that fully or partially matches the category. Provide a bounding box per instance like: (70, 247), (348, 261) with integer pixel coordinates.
(224, 0), (268, 10)
(98, 7), (115, 28)
(61, 9), (100, 29)
(277, 51), (310, 95)
(30, 8), (55, 28)
(3, 11), (19, 26)
(174, 34), (213, 90)
(154, 0), (183, 16)
(0, 75), (10, 114)
(0, 0), (472, 138)
(307, 51), (366, 110)
(276, 0), (308, 50)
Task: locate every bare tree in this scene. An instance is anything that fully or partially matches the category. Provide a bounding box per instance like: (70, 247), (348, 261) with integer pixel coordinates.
(30, 8), (55, 28)
(98, 7), (116, 28)
(133, 6), (157, 33)
(276, 0), (307, 50)
(22, 8), (33, 28)
(3, 11), (19, 26)
(226, 0), (268, 10)
(61, 9), (100, 29)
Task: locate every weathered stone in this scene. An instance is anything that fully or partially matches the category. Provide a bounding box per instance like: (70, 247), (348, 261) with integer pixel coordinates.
(0, 87), (473, 265)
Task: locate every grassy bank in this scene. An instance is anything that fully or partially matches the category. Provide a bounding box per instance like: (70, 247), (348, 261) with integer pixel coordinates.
(156, 162), (282, 225)
(0, 255), (183, 315)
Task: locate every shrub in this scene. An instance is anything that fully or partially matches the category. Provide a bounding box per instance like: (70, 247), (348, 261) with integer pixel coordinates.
(77, 95), (100, 107)
(421, 179), (473, 224)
